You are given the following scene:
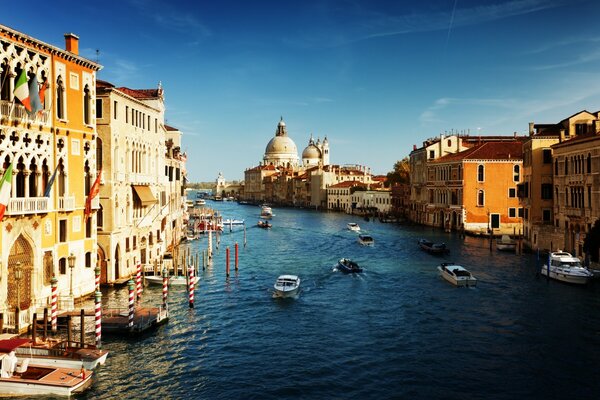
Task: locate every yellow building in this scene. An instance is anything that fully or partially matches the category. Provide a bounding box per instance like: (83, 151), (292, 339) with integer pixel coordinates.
(0, 25), (101, 331)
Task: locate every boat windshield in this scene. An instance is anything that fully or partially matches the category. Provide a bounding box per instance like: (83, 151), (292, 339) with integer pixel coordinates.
(560, 260), (582, 268)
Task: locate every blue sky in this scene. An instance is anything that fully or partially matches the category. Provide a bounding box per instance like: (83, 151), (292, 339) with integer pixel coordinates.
(4, 0), (600, 182)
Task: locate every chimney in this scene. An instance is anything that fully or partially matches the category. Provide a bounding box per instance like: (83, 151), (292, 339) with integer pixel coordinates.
(64, 33), (79, 55)
(529, 122), (534, 136)
(559, 129), (565, 143)
(413, 144), (417, 151)
(595, 120), (600, 133)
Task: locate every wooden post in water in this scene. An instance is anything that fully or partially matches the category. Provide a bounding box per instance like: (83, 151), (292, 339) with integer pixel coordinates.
(208, 230), (213, 261)
(244, 223), (247, 248)
(235, 242), (239, 271)
(43, 308), (48, 340)
(80, 309), (85, 347)
(195, 253), (199, 275)
(226, 246), (230, 277)
(67, 315), (73, 345)
(32, 313), (37, 344)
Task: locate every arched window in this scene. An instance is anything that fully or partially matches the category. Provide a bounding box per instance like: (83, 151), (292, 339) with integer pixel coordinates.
(513, 165), (520, 182)
(477, 190), (484, 206)
(59, 257), (67, 275)
(97, 137), (103, 171)
(83, 84), (91, 125)
(28, 160), (38, 197)
(477, 165), (484, 182)
(16, 157), (25, 198)
(555, 159), (559, 176)
(56, 76), (65, 119)
(587, 153), (592, 174)
(0, 59), (11, 100)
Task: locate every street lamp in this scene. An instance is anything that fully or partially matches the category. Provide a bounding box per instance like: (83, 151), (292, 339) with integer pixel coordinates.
(68, 253), (75, 296)
(14, 262), (22, 311)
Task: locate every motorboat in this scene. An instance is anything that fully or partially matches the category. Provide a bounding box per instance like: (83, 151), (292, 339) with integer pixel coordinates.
(195, 199), (206, 206)
(273, 275), (300, 298)
(3, 338), (108, 370)
(540, 251), (593, 285)
(337, 258), (363, 273)
(358, 234), (374, 246)
(418, 239), (448, 254)
(437, 262), (477, 287)
(496, 235), (517, 252)
(257, 220), (272, 229)
(260, 205), (273, 219)
(145, 272), (199, 286)
(347, 222), (361, 232)
(0, 343), (93, 396)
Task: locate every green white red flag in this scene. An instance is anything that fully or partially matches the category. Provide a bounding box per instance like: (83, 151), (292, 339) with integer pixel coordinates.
(0, 164), (14, 221)
(13, 70), (32, 112)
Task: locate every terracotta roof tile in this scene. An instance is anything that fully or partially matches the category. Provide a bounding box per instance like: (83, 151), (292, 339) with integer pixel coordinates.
(432, 141), (523, 163)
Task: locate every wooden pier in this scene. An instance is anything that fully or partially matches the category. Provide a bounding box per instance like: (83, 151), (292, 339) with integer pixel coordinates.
(101, 307), (168, 335)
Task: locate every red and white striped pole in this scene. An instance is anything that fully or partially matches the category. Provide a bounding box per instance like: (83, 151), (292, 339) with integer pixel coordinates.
(162, 268), (168, 311)
(94, 266), (101, 292)
(94, 291), (102, 347)
(128, 279), (135, 331)
(50, 276), (58, 333)
(188, 265), (195, 308)
(135, 263), (142, 301)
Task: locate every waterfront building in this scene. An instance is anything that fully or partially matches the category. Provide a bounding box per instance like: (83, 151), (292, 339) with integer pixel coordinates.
(351, 187), (391, 215)
(96, 81), (185, 284)
(327, 181), (365, 213)
(0, 25), (101, 331)
(427, 141), (524, 235)
(519, 111), (600, 254)
(391, 183), (410, 219)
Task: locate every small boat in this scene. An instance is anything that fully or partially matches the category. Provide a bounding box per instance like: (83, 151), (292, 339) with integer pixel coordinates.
(257, 220), (272, 229)
(437, 262), (477, 287)
(347, 222), (361, 232)
(337, 258), (363, 273)
(541, 251), (593, 285)
(273, 275), (300, 298)
(195, 199), (206, 206)
(0, 346), (93, 396)
(260, 205), (273, 219)
(3, 338), (108, 370)
(418, 239), (449, 254)
(222, 219), (245, 226)
(496, 235), (517, 252)
(145, 273), (199, 286)
(358, 234), (374, 246)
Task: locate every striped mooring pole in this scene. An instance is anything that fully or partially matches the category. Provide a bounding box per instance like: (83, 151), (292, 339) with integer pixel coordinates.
(136, 263), (143, 301)
(162, 268), (169, 311)
(188, 265), (195, 308)
(128, 279), (135, 331)
(50, 276), (58, 332)
(94, 266), (101, 292)
(94, 290), (102, 347)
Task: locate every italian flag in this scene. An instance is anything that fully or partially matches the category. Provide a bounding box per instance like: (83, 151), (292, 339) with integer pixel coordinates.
(13, 70), (32, 112)
(0, 164), (13, 221)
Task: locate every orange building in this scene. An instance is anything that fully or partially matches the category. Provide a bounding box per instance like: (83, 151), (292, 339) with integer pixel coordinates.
(428, 141), (524, 235)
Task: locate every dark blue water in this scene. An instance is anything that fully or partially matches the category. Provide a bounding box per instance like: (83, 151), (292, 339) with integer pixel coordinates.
(82, 202), (600, 400)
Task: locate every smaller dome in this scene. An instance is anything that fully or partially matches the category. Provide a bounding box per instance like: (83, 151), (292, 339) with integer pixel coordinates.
(302, 144), (321, 159)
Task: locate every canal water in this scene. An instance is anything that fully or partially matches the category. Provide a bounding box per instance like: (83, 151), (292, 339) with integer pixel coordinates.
(81, 201), (600, 400)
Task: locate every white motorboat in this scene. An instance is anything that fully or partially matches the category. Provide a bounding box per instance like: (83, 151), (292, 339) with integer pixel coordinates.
(496, 235), (517, 252)
(358, 234), (374, 246)
(260, 205), (273, 219)
(273, 275), (300, 298)
(347, 222), (361, 232)
(438, 263), (477, 287)
(145, 274), (199, 286)
(4, 338), (108, 371)
(541, 251), (593, 285)
(0, 347), (93, 396)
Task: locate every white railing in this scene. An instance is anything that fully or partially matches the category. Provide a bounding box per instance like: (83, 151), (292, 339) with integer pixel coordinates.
(58, 195), (75, 211)
(2, 308), (32, 332)
(114, 172), (126, 182)
(0, 100), (50, 124)
(6, 197), (49, 215)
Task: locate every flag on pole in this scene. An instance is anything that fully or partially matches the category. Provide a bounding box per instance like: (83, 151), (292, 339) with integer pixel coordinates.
(0, 164), (14, 221)
(38, 80), (48, 105)
(84, 170), (102, 222)
(44, 165), (59, 197)
(28, 75), (43, 114)
(13, 70), (32, 112)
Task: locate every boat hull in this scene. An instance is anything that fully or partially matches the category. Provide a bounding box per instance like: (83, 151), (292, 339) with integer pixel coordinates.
(0, 366), (93, 396)
(540, 268), (591, 285)
(145, 275), (198, 286)
(437, 266), (477, 287)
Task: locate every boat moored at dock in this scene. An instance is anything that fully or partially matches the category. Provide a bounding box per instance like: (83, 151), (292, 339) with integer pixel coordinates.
(541, 251), (593, 285)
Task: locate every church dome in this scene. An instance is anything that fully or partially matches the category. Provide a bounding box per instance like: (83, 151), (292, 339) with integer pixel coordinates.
(302, 144), (321, 159)
(265, 136), (298, 155)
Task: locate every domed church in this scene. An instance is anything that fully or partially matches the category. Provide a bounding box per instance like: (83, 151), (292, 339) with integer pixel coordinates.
(263, 117), (329, 168)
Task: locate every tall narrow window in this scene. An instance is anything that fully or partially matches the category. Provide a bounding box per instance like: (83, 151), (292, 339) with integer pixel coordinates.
(477, 190), (484, 206)
(477, 165), (484, 182)
(113, 101), (118, 119)
(587, 153), (592, 174)
(565, 157), (569, 175)
(84, 85), (91, 125)
(555, 159), (559, 175)
(95, 98), (102, 119)
(56, 76), (65, 119)
(513, 165), (520, 182)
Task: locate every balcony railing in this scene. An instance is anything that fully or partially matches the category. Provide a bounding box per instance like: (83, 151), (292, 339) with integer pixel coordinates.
(6, 197), (49, 215)
(58, 195), (75, 211)
(0, 100), (50, 124)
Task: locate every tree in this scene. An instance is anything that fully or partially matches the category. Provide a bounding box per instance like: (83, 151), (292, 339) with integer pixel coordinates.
(385, 157), (410, 187)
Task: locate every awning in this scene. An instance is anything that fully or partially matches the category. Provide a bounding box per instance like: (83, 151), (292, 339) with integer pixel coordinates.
(132, 185), (158, 207)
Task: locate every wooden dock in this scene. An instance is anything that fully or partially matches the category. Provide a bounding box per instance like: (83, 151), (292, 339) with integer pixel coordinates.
(101, 307), (168, 335)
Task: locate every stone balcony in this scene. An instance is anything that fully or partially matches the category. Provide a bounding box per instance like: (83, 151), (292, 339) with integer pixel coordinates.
(6, 197), (49, 215)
